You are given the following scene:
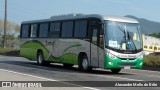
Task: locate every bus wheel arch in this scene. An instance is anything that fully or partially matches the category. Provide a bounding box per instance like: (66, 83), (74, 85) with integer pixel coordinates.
(78, 52), (92, 71)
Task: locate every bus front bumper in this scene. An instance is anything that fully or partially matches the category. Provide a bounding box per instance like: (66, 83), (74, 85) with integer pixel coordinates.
(104, 56), (144, 69)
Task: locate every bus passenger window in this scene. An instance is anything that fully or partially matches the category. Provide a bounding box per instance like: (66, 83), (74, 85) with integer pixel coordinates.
(74, 20), (87, 38)
(39, 23), (49, 38)
(92, 29), (98, 45)
(31, 24), (38, 37)
(21, 25), (29, 38)
(61, 21), (73, 37)
(50, 22), (61, 38)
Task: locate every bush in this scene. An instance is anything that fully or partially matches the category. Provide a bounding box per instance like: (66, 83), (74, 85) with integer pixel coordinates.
(144, 55), (160, 67)
(0, 48), (19, 56)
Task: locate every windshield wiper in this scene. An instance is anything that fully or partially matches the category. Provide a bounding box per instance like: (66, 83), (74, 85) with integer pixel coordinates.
(116, 23), (125, 34)
(116, 23), (128, 41)
(116, 23), (137, 51)
(127, 31), (138, 51)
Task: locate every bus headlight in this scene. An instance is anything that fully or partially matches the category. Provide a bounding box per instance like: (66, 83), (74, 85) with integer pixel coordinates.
(140, 62), (143, 66)
(138, 54), (143, 58)
(108, 53), (117, 59)
(108, 62), (113, 65)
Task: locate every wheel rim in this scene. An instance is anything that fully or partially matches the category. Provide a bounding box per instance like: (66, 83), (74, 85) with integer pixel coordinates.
(38, 54), (42, 64)
(82, 58), (88, 70)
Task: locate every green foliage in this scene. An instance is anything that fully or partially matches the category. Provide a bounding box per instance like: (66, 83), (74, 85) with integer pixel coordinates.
(0, 19), (20, 33)
(149, 33), (160, 38)
(0, 19), (20, 48)
(0, 48), (19, 56)
(144, 55), (160, 66)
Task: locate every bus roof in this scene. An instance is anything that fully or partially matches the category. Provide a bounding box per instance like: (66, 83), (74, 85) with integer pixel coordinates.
(22, 14), (139, 24)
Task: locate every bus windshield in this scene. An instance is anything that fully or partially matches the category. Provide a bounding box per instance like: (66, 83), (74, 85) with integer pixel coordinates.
(105, 21), (143, 52)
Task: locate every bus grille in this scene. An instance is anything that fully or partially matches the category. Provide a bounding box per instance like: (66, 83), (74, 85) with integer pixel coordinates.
(118, 62), (137, 66)
(118, 58), (136, 60)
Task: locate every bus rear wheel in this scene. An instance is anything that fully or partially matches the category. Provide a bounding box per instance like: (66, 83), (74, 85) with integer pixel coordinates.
(37, 52), (44, 65)
(111, 69), (121, 73)
(63, 63), (74, 68)
(37, 51), (50, 66)
(79, 55), (92, 71)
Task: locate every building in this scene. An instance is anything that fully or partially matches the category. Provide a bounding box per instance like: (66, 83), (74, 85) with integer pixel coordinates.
(142, 34), (160, 55)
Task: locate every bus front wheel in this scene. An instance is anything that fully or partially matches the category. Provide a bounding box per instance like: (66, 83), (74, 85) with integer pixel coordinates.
(110, 69), (121, 73)
(79, 55), (92, 71)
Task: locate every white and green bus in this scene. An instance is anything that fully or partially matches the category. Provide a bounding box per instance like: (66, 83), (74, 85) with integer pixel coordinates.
(20, 14), (143, 73)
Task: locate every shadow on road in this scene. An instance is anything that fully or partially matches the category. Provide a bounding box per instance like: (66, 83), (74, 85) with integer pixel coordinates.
(0, 60), (133, 76)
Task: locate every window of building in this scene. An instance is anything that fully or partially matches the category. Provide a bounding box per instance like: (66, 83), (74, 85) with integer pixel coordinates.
(21, 25), (30, 38)
(31, 24), (38, 37)
(74, 20), (87, 38)
(39, 23), (49, 38)
(50, 22), (61, 38)
(144, 46), (148, 48)
(61, 21), (73, 37)
(154, 47), (157, 50)
(149, 46), (153, 49)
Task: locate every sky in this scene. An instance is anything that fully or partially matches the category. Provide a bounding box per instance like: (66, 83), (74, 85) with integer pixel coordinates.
(0, 0), (160, 24)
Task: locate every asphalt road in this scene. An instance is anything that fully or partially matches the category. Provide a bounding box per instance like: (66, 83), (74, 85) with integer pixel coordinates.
(0, 55), (159, 90)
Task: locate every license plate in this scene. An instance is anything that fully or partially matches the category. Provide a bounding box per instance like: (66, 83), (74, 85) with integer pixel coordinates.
(124, 66), (130, 69)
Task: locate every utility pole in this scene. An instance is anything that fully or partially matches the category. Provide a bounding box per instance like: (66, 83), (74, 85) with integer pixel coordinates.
(3, 0), (7, 48)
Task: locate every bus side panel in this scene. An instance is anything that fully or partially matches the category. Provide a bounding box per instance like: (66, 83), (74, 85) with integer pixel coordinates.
(48, 39), (91, 65)
(98, 48), (105, 68)
(20, 39), (49, 61)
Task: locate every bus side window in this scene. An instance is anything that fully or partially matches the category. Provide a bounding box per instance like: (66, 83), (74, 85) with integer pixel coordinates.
(50, 22), (61, 38)
(21, 25), (30, 38)
(99, 24), (104, 49)
(39, 23), (49, 38)
(92, 29), (98, 45)
(61, 21), (74, 38)
(89, 19), (104, 48)
(74, 20), (87, 38)
(30, 24), (38, 38)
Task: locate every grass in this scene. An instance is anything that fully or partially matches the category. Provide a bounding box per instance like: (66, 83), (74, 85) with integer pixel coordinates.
(0, 48), (20, 56)
(144, 55), (160, 67)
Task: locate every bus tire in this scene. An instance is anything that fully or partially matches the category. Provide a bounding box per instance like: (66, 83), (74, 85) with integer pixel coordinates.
(111, 69), (121, 73)
(37, 51), (50, 66)
(79, 55), (92, 71)
(37, 51), (45, 65)
(63, 63), (74, 68)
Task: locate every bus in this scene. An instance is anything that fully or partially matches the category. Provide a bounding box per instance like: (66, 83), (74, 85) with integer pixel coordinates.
(20, 14), (144, 73)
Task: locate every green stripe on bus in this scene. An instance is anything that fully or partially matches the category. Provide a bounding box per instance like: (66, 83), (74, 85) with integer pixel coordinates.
(20, 40), (79, 64)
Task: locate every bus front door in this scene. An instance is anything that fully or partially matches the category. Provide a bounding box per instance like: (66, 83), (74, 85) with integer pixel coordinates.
(90, 26), (99, 67)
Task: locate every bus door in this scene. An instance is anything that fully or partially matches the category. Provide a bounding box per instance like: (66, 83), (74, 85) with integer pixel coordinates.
(90, 25), (100, 67)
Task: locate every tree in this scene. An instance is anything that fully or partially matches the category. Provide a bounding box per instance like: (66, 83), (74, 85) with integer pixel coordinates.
(149, 33), (160, 38)
(0, 19), (20, 48)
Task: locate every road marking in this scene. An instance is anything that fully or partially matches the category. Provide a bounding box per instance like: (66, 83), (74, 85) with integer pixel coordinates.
(128, 69), (160, 74)
(0, 69), (57, 81)
(122, 71), (160, 78)
(0, 69), (100, 90)
(94, 68), (160, 81)
(97, 74), (143, 81)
